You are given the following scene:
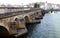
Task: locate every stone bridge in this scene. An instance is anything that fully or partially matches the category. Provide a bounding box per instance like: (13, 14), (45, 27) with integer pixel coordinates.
(0, 8), (44, 36)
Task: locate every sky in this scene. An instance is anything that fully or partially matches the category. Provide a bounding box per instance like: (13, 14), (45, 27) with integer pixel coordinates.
(0, 0), (60, 5)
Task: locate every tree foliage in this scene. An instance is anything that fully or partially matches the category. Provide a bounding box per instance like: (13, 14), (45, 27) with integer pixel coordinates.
(34, 3), (40, 8)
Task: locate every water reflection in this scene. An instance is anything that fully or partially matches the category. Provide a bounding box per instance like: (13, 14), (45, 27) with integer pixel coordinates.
(20, 11), (60, 38)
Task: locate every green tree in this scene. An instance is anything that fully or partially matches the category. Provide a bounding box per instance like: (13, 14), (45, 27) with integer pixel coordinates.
(34, 3), (40, 8)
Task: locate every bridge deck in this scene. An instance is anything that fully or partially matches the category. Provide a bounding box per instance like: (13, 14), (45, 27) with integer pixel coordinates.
(0, 8), (42, 19)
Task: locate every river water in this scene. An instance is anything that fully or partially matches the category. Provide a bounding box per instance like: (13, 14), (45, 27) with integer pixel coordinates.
(20, 11), (60, 38)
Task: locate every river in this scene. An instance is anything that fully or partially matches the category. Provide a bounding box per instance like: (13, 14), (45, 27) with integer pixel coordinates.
(19, 11), (60, 38)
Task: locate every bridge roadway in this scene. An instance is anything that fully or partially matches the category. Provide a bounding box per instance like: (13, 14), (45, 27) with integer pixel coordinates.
(0, 8), (59, 18)
(0, 8), (43, 19)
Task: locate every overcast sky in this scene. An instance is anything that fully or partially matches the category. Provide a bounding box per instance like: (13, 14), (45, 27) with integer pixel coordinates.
(0, 0), (60, 5)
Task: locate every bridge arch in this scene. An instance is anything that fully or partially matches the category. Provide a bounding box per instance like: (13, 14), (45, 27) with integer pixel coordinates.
(0, 25), (9, 35)
(24, 16), (31, 23)
(14, 16), (19, 21)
